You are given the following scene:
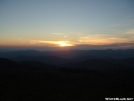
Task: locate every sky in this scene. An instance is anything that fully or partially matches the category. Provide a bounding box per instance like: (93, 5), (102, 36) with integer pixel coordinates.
(0, 0), (134, 50)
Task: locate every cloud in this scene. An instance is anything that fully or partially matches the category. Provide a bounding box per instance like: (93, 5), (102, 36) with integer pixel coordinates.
(29, 40), (74, 47)
(63, 36), (68, 37)
(30, 40), (36, 44)
(78, 35), (131, 45)
(126, 29), (134, 34)
(52, 33), (64, 35)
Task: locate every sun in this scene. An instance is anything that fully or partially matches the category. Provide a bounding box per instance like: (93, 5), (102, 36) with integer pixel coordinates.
(57, 41), (73, 47)
(58, 41), (68, 47)
(59, 42), (67, 47)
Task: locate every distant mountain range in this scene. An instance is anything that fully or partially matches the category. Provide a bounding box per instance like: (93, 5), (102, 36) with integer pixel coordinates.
(0, 49), (134, 59)
(0, 49), (134, 67)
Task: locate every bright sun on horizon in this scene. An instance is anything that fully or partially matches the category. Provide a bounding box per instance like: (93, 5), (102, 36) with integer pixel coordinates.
(57, 41), (73, 47)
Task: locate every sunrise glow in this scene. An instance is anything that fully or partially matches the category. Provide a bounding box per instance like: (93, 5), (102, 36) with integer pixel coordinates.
(57, 41), (73, 47)
(0, 0), (134, 49)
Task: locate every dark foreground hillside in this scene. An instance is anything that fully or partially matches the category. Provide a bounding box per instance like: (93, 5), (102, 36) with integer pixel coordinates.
(0, 57), (134, 101)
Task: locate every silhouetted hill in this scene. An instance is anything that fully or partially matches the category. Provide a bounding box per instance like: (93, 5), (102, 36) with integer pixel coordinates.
(118, 57), (134, 67)
(19, 61), (59, 71)
(0, 57), (16, 68)
(0, 57), (59, 71)
(63, 59), (130, 70)
(0, 54), (134, 100)
(0, 57), (15, 64)
(11, 56), (70, 65)
(62, 58), (134, 79)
